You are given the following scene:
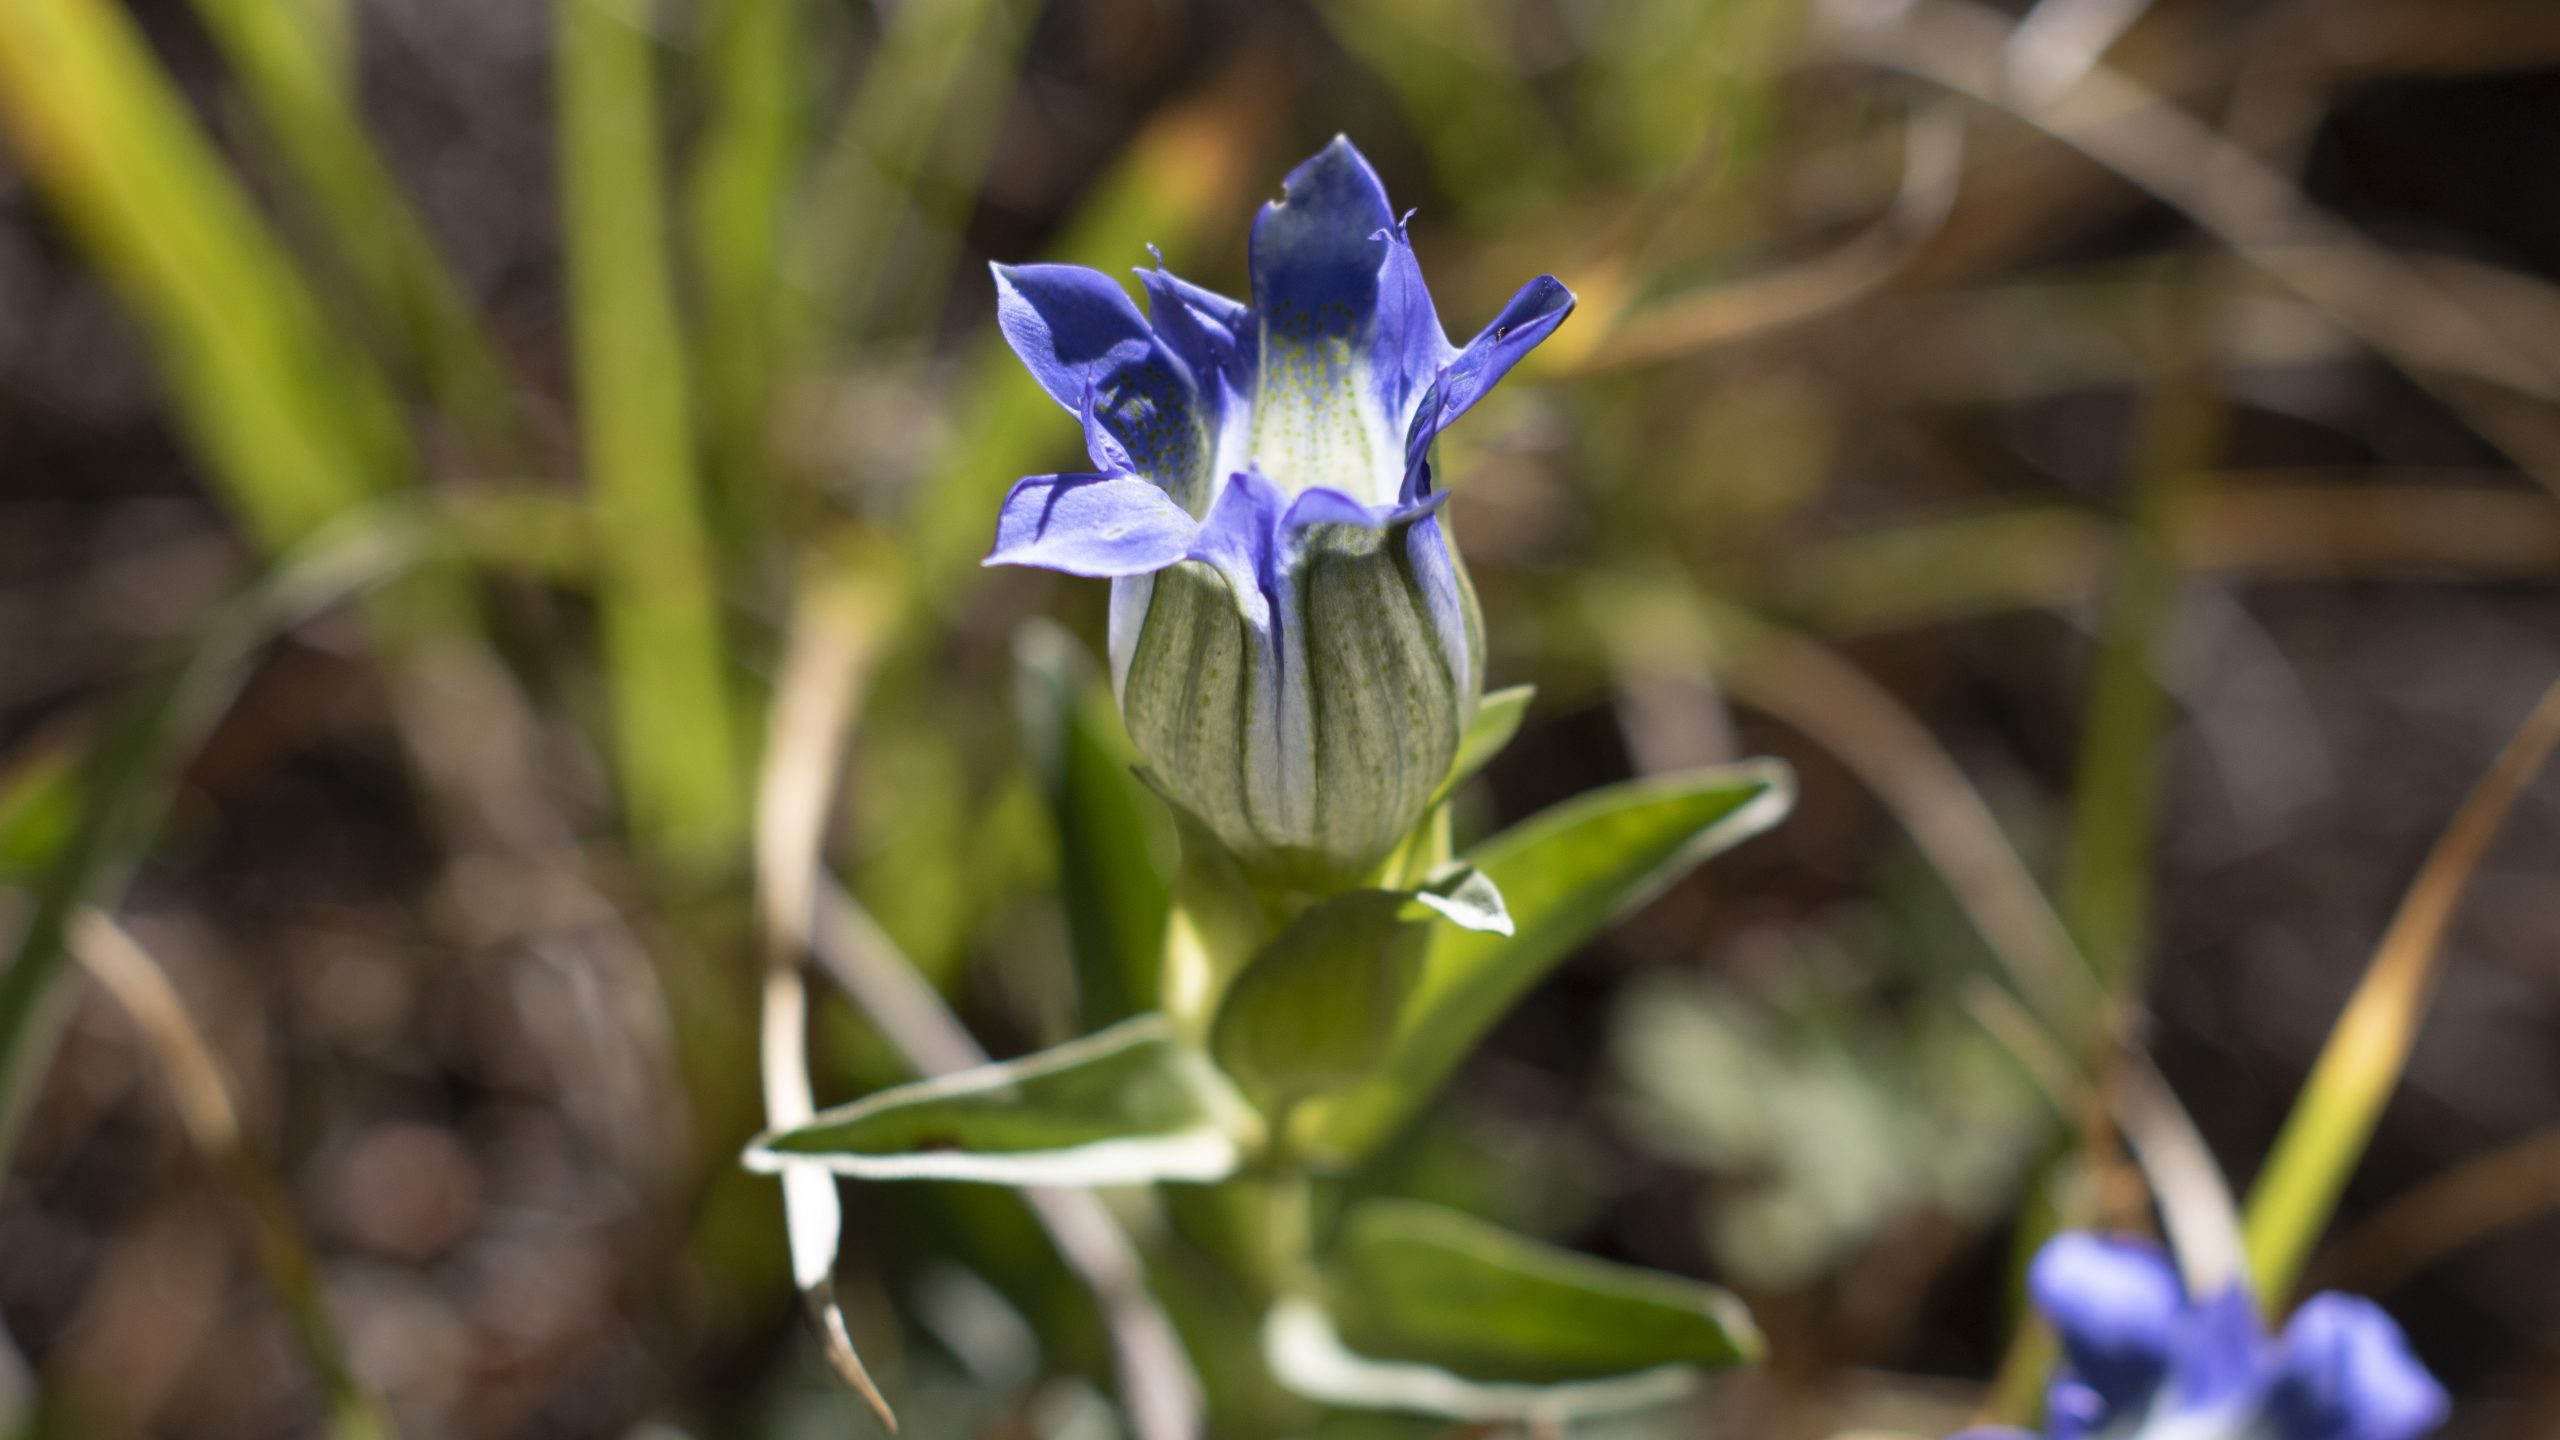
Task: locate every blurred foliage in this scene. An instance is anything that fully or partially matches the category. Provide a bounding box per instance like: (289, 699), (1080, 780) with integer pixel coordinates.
(0, 0), (2556, 1436)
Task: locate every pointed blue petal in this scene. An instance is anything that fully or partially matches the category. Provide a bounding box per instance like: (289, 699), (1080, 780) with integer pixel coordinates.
(1371, 212), (1455, 427)
(992, 262), (1213, 511)
(1138, 261), (1251, 393)
(2265, 1294), (2450, 1440)
(1247, 138), (1450, 505)
(2030, 1233), (2185, 1412)
(985, 472), (1199, 577)
(1401, 273), (1576, 500)
(1249, 137), (1399, 348)
(1139, 262), (1256, 488)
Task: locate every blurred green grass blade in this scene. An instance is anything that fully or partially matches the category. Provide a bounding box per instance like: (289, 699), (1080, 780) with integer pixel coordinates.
(2242, 680), (2560, 1305)
(1014, 620), (1172, 1026)
(1306, 762), (1795, 1160)
(1777, 507), (2115, 638)
(1313, 0), (1571, 218)
(186, 0), (525, 446)
(0, 0), (406, 549)
(2060, 364), (2221, 991)
(793, 0), (1031, 344)
(794, 0), (1001, 332)
(558, 0), (748, 857)
(0, 748), (80, 882)
(1982, 358), (2224, 1422)
(686, 0), (812, 520)
(1432, 684), (1533, 807)
(0, 508), (432, 1172)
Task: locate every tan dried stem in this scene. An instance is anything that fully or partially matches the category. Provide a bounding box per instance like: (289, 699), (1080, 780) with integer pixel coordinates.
(1828, 0), (2560, 497)
(71, 910), (396, 1440)
(1577, 101), (1966, 372)
(756, 577), (1205, 1440)
(2310, 1128), (2560, 1299)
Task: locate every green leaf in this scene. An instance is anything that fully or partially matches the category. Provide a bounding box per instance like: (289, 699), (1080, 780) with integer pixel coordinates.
(1433, 684), (1534, 805)
(558, 0), (749, 857)
(1305, 761), (1795, 1159)
(1015, 620), (1173, 1025)
(1265, 1200), (1760, 1420)
(1211, 892), (1427, 1115)
(745, 1015), (1256, 1186)
(0, 748), (80, 882)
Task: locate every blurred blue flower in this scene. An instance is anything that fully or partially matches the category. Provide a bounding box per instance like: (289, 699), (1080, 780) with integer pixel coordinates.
(984, 136), (1573, 890)
(1961, 1233), (2448, 1440)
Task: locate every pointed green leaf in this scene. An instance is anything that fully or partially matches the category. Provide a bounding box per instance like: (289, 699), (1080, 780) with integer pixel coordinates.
(1211, 892), (1426, 1114)
(1265, 1200), (1760, 1420)
(745, 1015), (1256, 1186)
(1433, 684), (1534, 805)
(1306, 761), (1795, 1158)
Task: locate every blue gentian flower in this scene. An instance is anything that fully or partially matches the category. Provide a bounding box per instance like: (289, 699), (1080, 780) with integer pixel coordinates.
(1960, 1233), (2448, 1440)
(984, 136), (1574, 892)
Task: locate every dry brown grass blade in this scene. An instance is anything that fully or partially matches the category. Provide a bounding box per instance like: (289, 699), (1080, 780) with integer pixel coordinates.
(2241, 676), (2560, 1301)
(1961, 978), (2091, 1121)
(1572, 102), (1965, 372)
(2112, 1051), (2245, 1296)
(1694, 601), (2101, 1031)
(1780, 477), (2560, 640)
(2309, 1128), (2560, 1299)
(753, 576), (896, 1429)
(2172, 482), (2560, 581)
(1829, 0), (2560, 498)
(758, 577), (1204, 1440)
(70, 910), (395, 1440)
(809, 880), (1209, 1440)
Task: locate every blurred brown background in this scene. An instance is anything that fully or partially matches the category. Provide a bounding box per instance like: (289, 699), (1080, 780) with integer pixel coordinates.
(5, 0), (2560, 1436)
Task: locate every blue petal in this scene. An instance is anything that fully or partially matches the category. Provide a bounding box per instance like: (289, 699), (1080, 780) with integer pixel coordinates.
(2044, 1379), (2109, 1440)
(1400, 273), (1576, 500)
(1403, 511), (1476, 698)
(1183, 468), (1291, 637)
(2264, 1294), (2450, 1440)
(985, 472), (1199, 577)
(1370, 210), (1454, 427)
(1249, 137), (1401, 351)
(1138, 259), (1252, 398)
(992, 262), (1214, 511)
(1248, 138), (1450, 505)
(1138, 261), (1256, 489)
(2165, 1284), (2272, 1412)
(2030, 1234), (2185, 1412)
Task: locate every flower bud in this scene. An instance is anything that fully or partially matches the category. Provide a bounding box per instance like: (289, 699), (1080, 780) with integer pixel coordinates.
(1115, 493), (1485, 892)
(983, 137), (1571, 893)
